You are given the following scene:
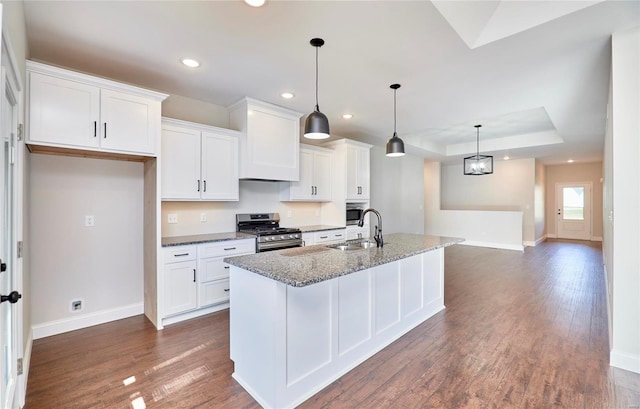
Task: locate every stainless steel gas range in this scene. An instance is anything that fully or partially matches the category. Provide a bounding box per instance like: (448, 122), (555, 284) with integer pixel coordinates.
(236, 213), (302, 252)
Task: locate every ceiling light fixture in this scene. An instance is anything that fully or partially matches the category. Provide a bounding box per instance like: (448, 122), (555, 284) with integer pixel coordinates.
(342, 113), (353, 119)
(386, 84), (405, 157)
(281, 92), (294, 99)
(181, 58), (200, 68)
(304, 38), (330, 139)
(464, 125), (493, 175)
(504, 155), (510, 160)
(568, 159), (575, 163)
(244, 0), (265, 7)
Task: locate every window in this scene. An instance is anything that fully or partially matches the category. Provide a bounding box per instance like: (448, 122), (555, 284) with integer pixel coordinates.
(563, 187), (584, 220)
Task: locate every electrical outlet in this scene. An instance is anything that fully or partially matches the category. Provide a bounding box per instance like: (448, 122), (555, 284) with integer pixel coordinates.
(167, 213), (178, 224)
(200, 213), (207, 223)
(70, 299), (83, 312)
(85, 215), (95, 227)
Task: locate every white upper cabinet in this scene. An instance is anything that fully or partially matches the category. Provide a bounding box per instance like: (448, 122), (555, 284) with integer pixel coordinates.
(280, 144), (333, 202)
(26, 61), (167, 157)
(346, 144), (371, 200)
(161, 118), (240, 201)
(228, 97), (302, 181)
(323, 139), (372, 201)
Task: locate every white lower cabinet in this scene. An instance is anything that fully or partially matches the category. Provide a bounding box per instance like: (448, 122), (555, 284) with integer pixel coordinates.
(314, 229), (346, 244)
(163, 238), (255, 324)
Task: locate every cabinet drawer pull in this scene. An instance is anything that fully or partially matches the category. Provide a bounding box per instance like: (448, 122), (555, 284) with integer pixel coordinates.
(224, 247), (236, 251)
(224, 289), (230, 292)
(335, 234), (343, 237)
(319, 236), (328, 239)
(224, 266), (230, 269)
(104, 123), (107, 138)
(174, 253), (190, 257)
(93, 121), (97, 137)
(193, 269), (196, 282)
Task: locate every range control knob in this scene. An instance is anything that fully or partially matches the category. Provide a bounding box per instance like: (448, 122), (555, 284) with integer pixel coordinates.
(280, 235), (285, 240)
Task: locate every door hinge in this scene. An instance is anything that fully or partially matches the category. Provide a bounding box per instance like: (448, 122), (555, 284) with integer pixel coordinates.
(17, 241), (23, 259)
(17, 358), (23, 375)
(17, 124), (23, 141)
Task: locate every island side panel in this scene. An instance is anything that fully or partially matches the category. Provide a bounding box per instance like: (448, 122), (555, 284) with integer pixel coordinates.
(229, 266), (282, 408)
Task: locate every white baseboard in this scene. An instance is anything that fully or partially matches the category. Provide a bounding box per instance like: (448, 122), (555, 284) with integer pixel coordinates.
(32, 302), (144, 340)
(161, 302), (229, 328)
(458, 240), (524, 252)
(547, 233), (557, 239)
(610, 349), (640, 374)
(591, 236), (603, 242)
(523, 236), (546, 247)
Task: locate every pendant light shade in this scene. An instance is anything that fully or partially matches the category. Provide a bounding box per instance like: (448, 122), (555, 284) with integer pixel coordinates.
(304, 38), (330, 139)
(386, 83), (405, 157)
(463, 125), (493, 175)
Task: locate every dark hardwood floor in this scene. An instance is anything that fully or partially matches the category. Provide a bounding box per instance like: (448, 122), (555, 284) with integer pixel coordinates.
(25, 240), (640, 408)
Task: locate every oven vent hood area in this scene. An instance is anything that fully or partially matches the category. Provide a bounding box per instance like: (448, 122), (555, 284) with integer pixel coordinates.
(229, 97), (303, 182)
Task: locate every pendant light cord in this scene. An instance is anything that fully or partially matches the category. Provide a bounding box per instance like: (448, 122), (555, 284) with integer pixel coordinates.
(393, 88), (397, 136)
(315, 46), (319, 111)
(476, 126), (479, 159)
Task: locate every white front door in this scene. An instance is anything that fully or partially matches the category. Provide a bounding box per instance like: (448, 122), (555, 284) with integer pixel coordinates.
(556, 182), (592, 240)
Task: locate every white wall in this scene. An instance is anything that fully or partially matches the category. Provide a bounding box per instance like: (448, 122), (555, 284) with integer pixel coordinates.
(441, 158), (535, 243)
(162, 181), (325, 236)
(534, 160), (546, 242)
(29, 155), (144, 338)
(162, 94), (229, 129)
(608, 26), (640, 374)
(369, 146), (425, 235)
(424, 161), (524, 251)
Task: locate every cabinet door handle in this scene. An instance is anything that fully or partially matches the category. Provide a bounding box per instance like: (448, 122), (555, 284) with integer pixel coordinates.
(224, 289), (230, 292)
(93, 121), (97, 137)
(320, 235), (328, 239)
(197, 180), (200, 192)
(203, 180), (207, 192)
(224, 247), (236, 251)
(104, 123), (107, 138)
(174, 253), (189, 257)
(193, 269), (196, 283)
(224, 266), (230, 269)
(335, 234), (343, 238)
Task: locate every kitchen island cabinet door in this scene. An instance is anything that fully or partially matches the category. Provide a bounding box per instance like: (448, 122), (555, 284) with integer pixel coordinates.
(28, 72), (100, 149)
(161, 124), (201, 200)
(201, 131), (239, 201)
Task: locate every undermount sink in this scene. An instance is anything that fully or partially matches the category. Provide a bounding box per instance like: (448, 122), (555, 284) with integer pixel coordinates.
(327, 240), (378, 251)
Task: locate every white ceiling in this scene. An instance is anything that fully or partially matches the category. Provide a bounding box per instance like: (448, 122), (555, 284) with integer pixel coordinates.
(22, 0), (640, 164)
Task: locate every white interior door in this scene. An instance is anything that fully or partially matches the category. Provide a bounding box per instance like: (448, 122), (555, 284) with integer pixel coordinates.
(1, 57), (22, 407)
(556, 182), (592, 240)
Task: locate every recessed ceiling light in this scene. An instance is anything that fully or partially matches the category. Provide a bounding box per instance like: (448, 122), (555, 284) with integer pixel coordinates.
(567, 159), (575, 163)
(181, 58), (200, 68)
(342, 114), (353, 119)
(281, 92), (294, 99)
(503, 155), (510, 160)
(244, 0), (265, 7)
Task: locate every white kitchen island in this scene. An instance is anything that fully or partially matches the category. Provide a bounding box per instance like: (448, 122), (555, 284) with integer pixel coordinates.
(224, 233), (462, 409)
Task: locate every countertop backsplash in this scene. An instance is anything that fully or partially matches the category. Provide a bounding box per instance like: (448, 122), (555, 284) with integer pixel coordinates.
(161, 180), (330, 237)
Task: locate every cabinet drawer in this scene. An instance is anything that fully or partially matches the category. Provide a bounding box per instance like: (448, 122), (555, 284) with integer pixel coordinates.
(199, 279), (231, 307)
(199, 258), (230, 283)
(199, 239), (255, 258)
(315, 230), (346, 244)
(164, 246), (197, 263)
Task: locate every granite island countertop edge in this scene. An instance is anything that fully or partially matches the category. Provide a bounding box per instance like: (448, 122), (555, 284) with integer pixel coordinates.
(224, 233), (464, 287)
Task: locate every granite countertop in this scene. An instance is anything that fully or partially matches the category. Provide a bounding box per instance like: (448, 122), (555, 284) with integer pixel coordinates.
(297, 225), (346, 233)
(162, 232), (256, 247)
(224, 233), (464, 287)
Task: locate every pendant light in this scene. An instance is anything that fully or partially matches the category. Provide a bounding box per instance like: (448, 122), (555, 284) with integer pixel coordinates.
(463, 125), (493, 175)
(386, 84), (405, 157)
(304, 38), (330, 139)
